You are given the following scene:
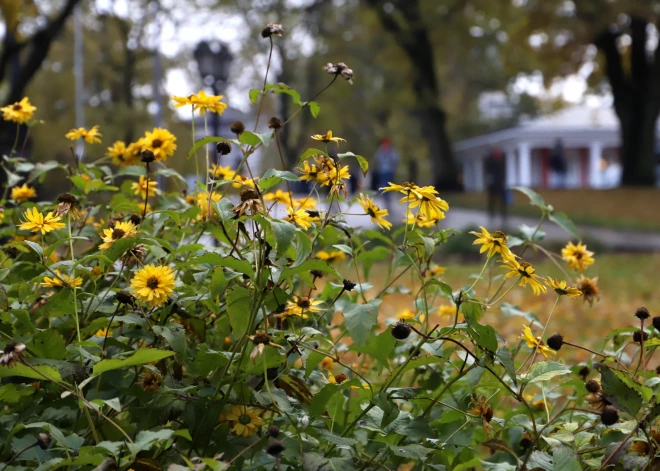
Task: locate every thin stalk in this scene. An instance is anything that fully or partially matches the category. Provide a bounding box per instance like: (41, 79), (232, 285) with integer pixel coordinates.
(253, 36), (274, 132)
(68, 212), (82, 364)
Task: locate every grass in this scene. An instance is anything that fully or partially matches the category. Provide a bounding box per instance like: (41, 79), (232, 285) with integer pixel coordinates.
(338, 254), (660, 364)
(446, 188), (660, 232)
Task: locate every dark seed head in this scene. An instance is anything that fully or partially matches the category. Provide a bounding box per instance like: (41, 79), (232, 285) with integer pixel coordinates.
(334, 373), (348, 384)
(129, 214), (142, 225)
(310, 270), (323, 279)
(240, 188), (259, 202)
(230, 121), (245, 135)
(392, 321), (412, 340)
(267, 425), (280, 437)
(546, 333), (564, 351)
(343, 279), (356, 291)
(140, 149), (155, 163)
(636, 307), (650, 320)
(116, 290), (136, 306)
(261, 23), (283, 38)
(653, 317), (660, 331)
(37, 432), (52, 450)
(268, 117), (282, 130)
(266, 440), (285, 456)
(57, 193), (79, 206)
(520, 432), (532, 449)
(3, 246), (18, 259)
(111, 228), (126, 240)
(216, 142), (232, 155)
(253, 332), (271, 345)
(579, 366), (590, 380)
(633, 330), (649, 344)
(601, 406), (619, 426)
(586, 379), (601, 393)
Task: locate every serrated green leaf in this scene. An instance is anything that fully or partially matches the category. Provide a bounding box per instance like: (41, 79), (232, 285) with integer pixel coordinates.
(600, 365), (643, 416)
(29, 330), (66, 360)
(226, 286), (251, 337)
(525, 361), (571, 384)
(265, 82), (301, 105)
(189, 253), (255, 279)
(0, 363), (62, 382)
(93, 349), (175, 375)
(350, 331), (395, 369)
(343, 300), (381, 346)
(259, 169), (299, 191)
(553, 446), (581, 471)
(387, 443), (433, 459)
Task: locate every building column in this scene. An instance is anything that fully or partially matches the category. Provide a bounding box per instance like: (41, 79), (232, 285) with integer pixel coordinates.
(505, 149), (516, 187)
(589, 141), (602, 189)
(517, 141), (532, 187)
(474, 157), (484, 191)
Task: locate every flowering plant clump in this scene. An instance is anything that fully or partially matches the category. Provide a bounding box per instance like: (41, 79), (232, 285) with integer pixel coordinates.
(0, 25), (656, 471)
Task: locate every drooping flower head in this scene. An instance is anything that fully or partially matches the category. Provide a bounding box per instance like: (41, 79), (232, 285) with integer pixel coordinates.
(501, 259), (547, 296)
(41, 269), (83, 289)
(172, 90), (227, 116)
(546, 278), (582, 298)
(316, 250), (346, 263)
(577, 275), (600, 306)
(131, 175), (158, 199)
(311, 131), (345, 144)
(285, 207), (318, 230)
(106, 141), (134, 166)
(357, 194), (391, 230)
(130, 264), (175, 307)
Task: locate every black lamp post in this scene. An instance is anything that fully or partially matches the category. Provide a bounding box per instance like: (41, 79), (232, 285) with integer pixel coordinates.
(193, 40), (233, 138)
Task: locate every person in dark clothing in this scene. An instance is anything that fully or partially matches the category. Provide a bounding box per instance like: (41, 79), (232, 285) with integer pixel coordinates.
(484, 147), (507, 225)
(550, 138), (567, 188)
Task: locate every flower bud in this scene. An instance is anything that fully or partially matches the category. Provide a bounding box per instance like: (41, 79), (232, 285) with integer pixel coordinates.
(546, 333), (564, 351)
(268, 117), (282, 130)
(391, 321), (411, 340)
(585, 379), (601, 393)
(635, 307), (650, 320)
(601, 406), (619, 426)
(633, 330), (649, 344)
(230, 121), (245, 135)
(334, 373), (348, 384)
(267, 425), (280, 437)
(261, 23), (283, 38)
(129, 214), (142, 225)
(140, 149), (155, 163)
(343, 279), (356, 291)
(216, 142), (232, 155)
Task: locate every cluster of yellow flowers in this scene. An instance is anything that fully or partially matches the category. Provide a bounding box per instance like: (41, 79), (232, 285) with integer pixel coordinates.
(172, 90), (227, 116)
(107, 128), (177, 166)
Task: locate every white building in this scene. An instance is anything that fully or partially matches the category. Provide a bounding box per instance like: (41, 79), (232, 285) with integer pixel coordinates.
(456, 104), (660, 191)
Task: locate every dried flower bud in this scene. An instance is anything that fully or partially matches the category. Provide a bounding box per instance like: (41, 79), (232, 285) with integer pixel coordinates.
(268, 117), (282, 130)
(267, 425), (280, 437)
(392, 321), (411, 340)
(230, 121), (245, 135)
(310, 270), (323, 279)
(261, 23), (283, 38)
(601, 406), (619, 426)
(520, 432), (532, 449)
(57, 193), (79, 206)
(3, 246), (18, 259)
(586, 379), (601, 393)
(322, 62), (354, 83)
(578, 366), (590, 380)
(253, 332), (271, 345)
(334, 373), (348, 384)
(216, 142), (232, 155)
(240, 188), (260, 202)
(0, 342), (25, 367)
(633, 330), (649, 344)
(343, 279), (356, 291)
(129, 214), (142, 225)
(266, 440), (285, 456)
(116, 291), (136, 307)
(140, 149), (155, 163)
(636, 307), (650, 320)
(37, 432), (52, 450)
(546, 333), (564, 351)
(483, 406), (494, 422)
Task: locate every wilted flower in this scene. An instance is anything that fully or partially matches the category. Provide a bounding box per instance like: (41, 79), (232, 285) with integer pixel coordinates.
(140, 372), (161, 393)
(261, 23), (283, 38)
(322, 62), (354, 83)
(576, 275), (600, 306)
(0, 342), (26, 368)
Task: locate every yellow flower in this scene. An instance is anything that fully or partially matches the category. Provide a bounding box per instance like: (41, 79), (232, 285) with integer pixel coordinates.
(316, 250), (346, 263)
(357, 194), (391, 230)
(285, 207), (317, 230)
(324, 162), (351, 187)
(1, 97), (36, 123)
(142, 128), (177, 162)
(106, 141), (132, 166)
(397, 308), (416, 320)
(403, 185), (449, 221)
(561, 242), (595, 272)
(426, 265), (446, 277)
(501, 259), (547, 296)
(222, 405), (263, 438)
(131, 175), (158, 199)
(436, 305), (456, 317)
(172, 90), (227, 115)
(545, 278), (582, 298)
(231, 174), (256, 189)
(99, 221), (138, 250)
(292, 197), (317, 211)
(283, 296), (324, 317)
(520, 325), (556, 359)
(209, 164), (235, 180)
(381, 181), (420, 196)
(320, 357), (335, 371)
(405, 211), (439, 228)
(470, 226), (517, 263)
(65, 125), (102, 144)
(41, 269), (83, 289)
(311, 130), (345, 143)
(18, 207), (65, 234)
(130, 264), (176, 307)
(196, 191), (222, 220)
(124, 139), (146, 165)
(577, 275), (600, 306)
(264, 189), (291, 206)
(11, 184), (36, 203)
(95, 328), (108, 338)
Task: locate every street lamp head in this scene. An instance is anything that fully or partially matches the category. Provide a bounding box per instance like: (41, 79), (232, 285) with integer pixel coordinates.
(194, 40), (233, 90)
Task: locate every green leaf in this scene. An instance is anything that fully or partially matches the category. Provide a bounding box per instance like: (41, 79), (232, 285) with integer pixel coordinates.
(462, 302), (497, 352)
(0, 363), (62, 382)
(23, 240), (43, 256)
(134, 429), (174, 452)
(116, 165), (146, 177)
(226, 286), (252, 337)
(294, 230), (312, 267)
(513, 187), (547, 209)
(387, 444), (434, 459)
(527, 451), (553, 471)
(310, 378), (361, 417)
(600, 365), (643, 416)
(375, 392), (400, 428)
(338, 152), (368, 177)
(308, 101), (320, 118)
(29, 330), (66, 360)
(553, 446), (581, 471)
(350, 331), (395, 369)
(316, 430), (357, 446)
(189, 253), (255, 279)
(249, 88), (261, 104)
(496, 348), (517, 386)
(259, 169), (300, 191)
(525, 361), (571, 384)
(343, 299), (382, 346)
(239, 130), (271, 147)
(548, 212), (580, 240)
(156, 168), (187, 185)
(298, 148), (327, 165)
(420, 279), (453, 298)
(93, 349), (175, 375)
(265, 82), (301, 105)
(302, 453), (355, 471)
(187, 136), (236, 158)
(267, 219), (296, 257)
(0, 285), (8, 311)
(280, 259), (339, 283)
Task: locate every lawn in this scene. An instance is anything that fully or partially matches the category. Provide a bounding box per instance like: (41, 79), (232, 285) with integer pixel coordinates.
(345, 254), (660, 364)
(446, 188), (660, 231)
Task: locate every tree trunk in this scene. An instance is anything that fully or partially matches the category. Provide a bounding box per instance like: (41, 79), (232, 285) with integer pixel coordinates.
(596, 17), (660, 187)
(364, 0), (461, 190)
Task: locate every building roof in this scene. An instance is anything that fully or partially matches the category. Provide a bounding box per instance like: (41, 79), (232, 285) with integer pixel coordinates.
(455, 103), (658, 153)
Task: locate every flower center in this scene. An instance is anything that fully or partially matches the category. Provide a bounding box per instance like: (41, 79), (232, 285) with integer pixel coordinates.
(146, 277), (160, 289)
(13, 104), (22, 111)
(112, 228), (125, 240)
(574, 252), (583, 260)
(238, 414), (251, 425)
(297, 297), (311, 309)
(367, 208), (376, 217)
(152, 139), (163, 148)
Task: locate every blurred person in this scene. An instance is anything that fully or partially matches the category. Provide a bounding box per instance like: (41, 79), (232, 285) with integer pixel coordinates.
(373, 137), (400, 210)
(550, 138), (567, 188)
(484, 147), (507, 225)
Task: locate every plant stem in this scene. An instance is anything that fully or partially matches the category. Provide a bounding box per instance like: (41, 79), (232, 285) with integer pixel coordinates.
(68, 212), (82, 364)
